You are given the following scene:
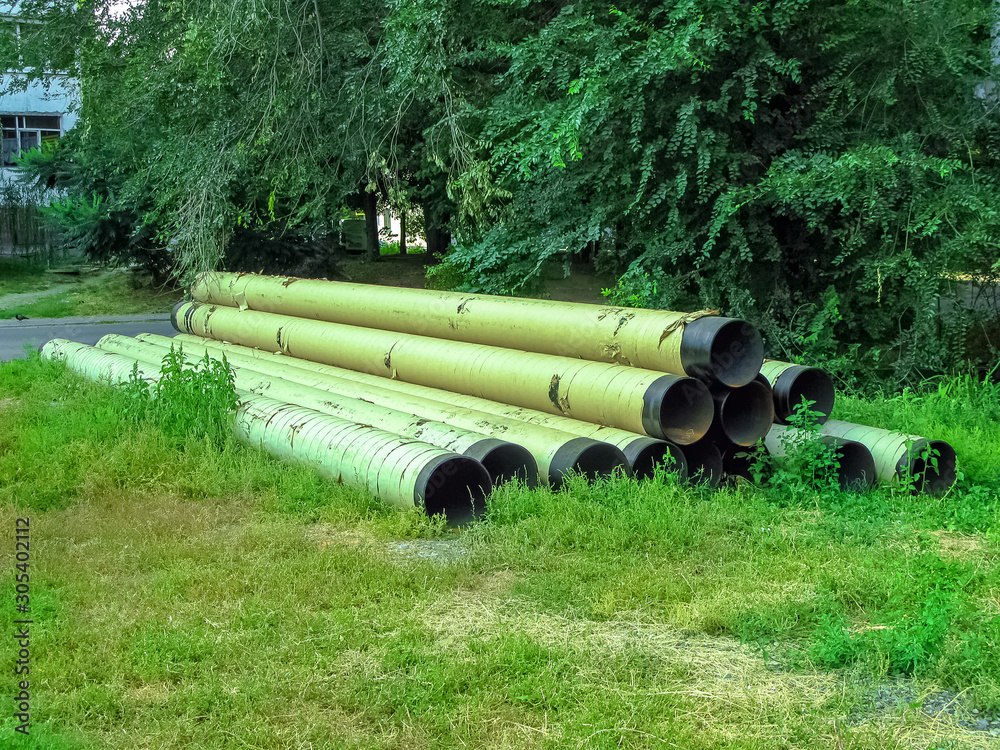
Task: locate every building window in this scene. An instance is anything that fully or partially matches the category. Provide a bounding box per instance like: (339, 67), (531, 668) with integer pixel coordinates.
(1, 114), (62, 167)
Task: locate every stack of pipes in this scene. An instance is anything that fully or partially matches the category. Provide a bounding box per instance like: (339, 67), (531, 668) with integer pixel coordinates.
(40, 272), (958, 522)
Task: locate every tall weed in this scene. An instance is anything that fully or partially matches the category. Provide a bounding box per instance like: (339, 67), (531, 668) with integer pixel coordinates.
(117, 346), (238, 447)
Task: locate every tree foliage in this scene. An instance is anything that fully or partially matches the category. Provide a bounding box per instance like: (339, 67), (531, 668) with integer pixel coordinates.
(6, 0), (1000, 377)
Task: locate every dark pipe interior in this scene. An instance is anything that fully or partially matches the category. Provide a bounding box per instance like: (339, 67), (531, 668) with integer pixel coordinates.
(909, 440), (958, 496)
(678, 441), (723, 487)
(171, 301), (187, 332)
(420, 456), (491, 525)
(647, 376), (714, 444)
(571, 442), (630, 482)
(831, 440), (877, 491)
(549, 438), (629, 488)
(775, 366), (836, 425)
(717, 380), (775, 446)
(680, 317), (764, 387)
(478, 442), (539, 488)
(720, 443), (758, 481)
(626, 439), (688, 481)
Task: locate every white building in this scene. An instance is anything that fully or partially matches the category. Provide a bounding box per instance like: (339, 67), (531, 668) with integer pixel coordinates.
(1, 3), (79, 181)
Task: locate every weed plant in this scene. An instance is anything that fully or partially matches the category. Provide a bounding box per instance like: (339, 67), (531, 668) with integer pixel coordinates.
(750, 398), (842, 494)
(118, 346), (239, 447)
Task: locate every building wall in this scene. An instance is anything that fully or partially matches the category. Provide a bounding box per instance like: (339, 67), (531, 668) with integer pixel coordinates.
(1, 73), (79, 182)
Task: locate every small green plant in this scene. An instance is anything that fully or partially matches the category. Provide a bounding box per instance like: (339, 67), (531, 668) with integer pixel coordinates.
(379, 240), (401, 256)
(602, 270), (659, 308)
(118, 346), (239, 446)
(752, 398), (842, 494)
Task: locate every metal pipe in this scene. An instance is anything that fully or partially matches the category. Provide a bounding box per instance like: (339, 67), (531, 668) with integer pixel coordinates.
(95, 334), (538, 488)
(718, 441), (758, 482)
(147, 332), (688, 480)
(819, 420), (957, 494)
(758, 360), (836, 425)
(676, 440), (723, 487)
(189, 272), (764, 385)
(101, 334), (629, 488)
(41, 338), (492, 522)
(171, 302), (715, 444)
(763, 424), (877, 491)
(707, 379), (774, 446)
(234, 395), (491, 523)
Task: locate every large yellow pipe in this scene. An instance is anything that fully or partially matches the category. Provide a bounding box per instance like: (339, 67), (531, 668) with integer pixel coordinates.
(137, 333), (688, 480)
(819, 420), (956, 495)
(190, 272), (764, 386)
(40, 339), (491, 521)
(101, 334), (630, 488)
(172, 302), (714, 443)
(96, 334), (538, 487)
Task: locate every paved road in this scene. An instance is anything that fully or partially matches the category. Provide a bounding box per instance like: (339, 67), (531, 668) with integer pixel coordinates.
(0, 314), (177, 362)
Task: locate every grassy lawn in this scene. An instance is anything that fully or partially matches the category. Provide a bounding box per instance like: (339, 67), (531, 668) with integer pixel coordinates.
(0, 261), (182, 319)
(1, 354), (998, 749)
(0, 257), (59, 297)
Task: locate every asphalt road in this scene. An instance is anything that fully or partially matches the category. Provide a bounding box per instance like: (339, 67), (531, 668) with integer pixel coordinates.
(0, 314), (177, 362)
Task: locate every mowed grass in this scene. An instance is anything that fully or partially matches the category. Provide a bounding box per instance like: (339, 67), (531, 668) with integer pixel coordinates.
(1, 354), (999, 749)
(0, 257), (55, 296)
(0, 262), (182, 319)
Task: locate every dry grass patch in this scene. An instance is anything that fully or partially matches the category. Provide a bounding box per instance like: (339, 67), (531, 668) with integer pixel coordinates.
(928, 529), (993, 560)
(416, 577), (991, 749)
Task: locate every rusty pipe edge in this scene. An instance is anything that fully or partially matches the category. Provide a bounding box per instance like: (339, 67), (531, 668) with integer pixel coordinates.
(759, 360), (836, 425)
(677, 440), (723, 488)
(680, 317), (765, 387)
(708, 379), (775, 447)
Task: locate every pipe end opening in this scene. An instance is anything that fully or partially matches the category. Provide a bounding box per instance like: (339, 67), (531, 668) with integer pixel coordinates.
(831, 440), (877, 491)
(170, 301), (187, 333)
(720, 442), (758, 482)
(549, 438), (629, 488)
(716, 380), (775, 446)
(468, 439), (540, 489)
(643, 376), (714, 444)
(418, 456), (492, 526)
(678, 440), (723, 487)
(625, 438), (688, 482)
(907, 440), (958, 496)
(681, 317), (764, 386)
(775, 366), (836, 425)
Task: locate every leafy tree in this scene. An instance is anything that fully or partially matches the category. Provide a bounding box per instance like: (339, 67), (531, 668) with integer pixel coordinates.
(426, 0), (1000, 380)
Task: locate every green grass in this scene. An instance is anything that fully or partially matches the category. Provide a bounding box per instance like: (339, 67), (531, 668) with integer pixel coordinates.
(0, 257), (54, 296)
(0, 269), (182, 319)
(1, 354), (999, 748)
(379, 240), (427, 257)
